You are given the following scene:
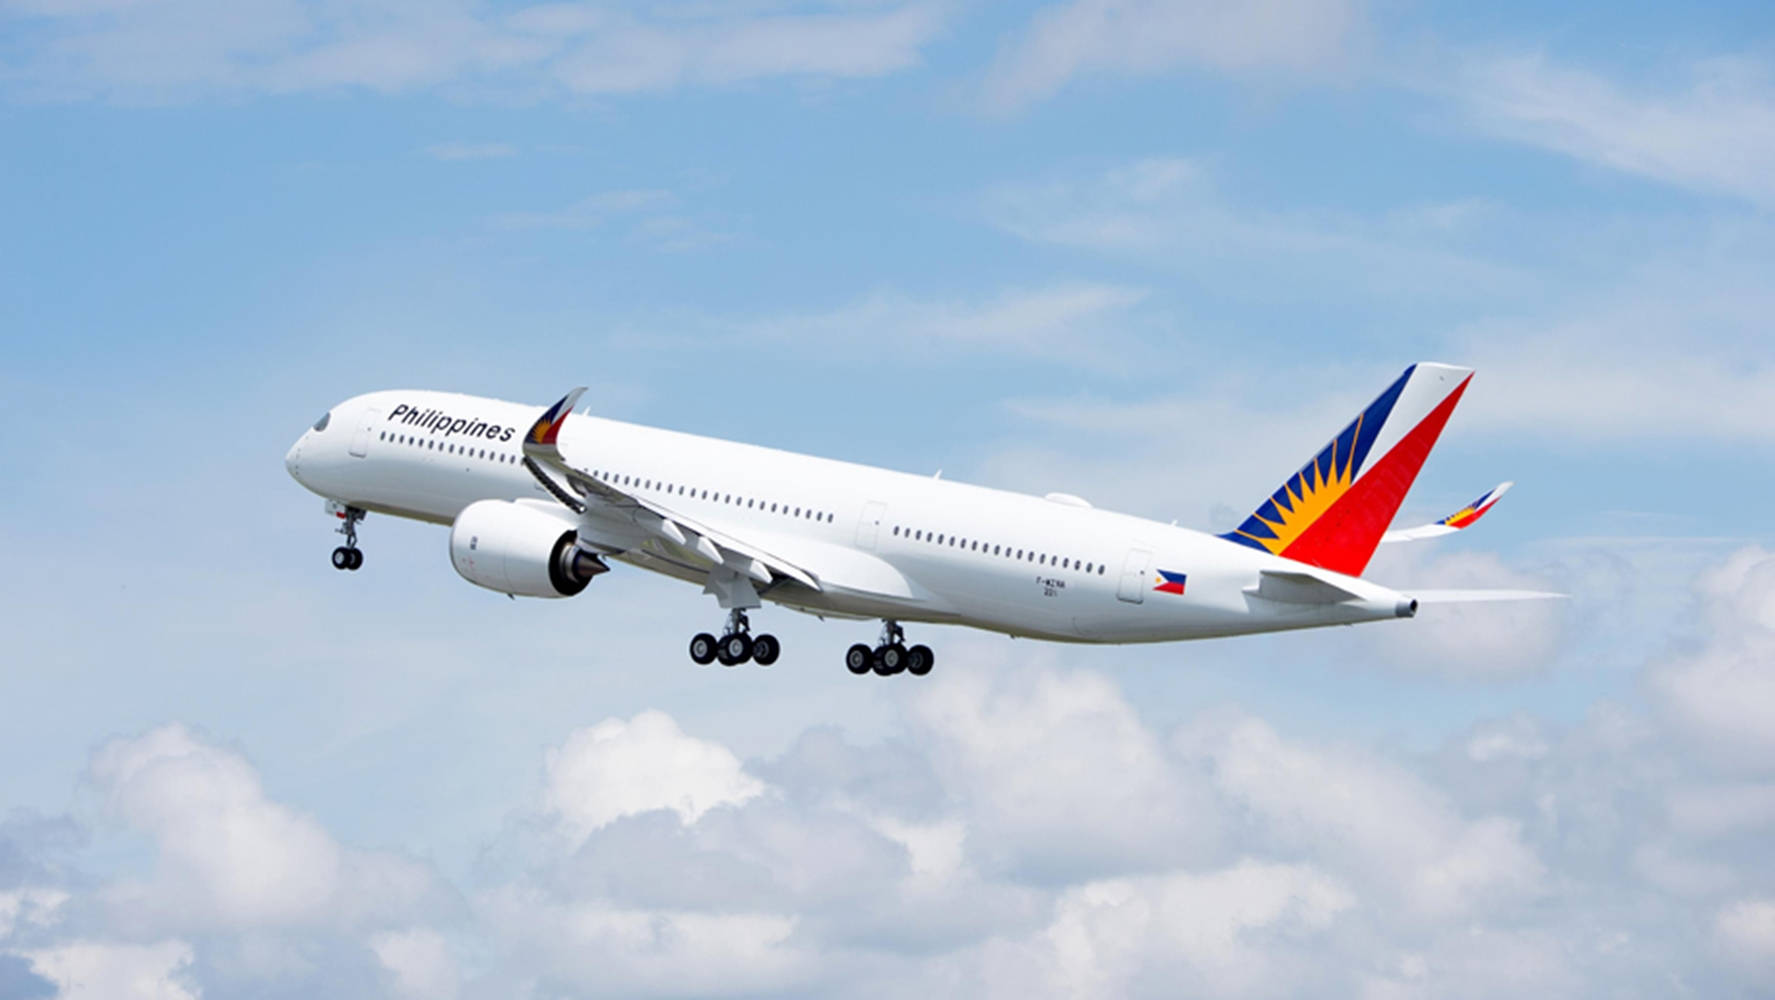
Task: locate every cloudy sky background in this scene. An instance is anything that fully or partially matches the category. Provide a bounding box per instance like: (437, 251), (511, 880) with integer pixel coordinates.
(3, 0), (1775, 996)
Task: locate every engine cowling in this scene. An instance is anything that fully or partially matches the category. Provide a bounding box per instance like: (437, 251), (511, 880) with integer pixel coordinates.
(449, 500), (608, 598)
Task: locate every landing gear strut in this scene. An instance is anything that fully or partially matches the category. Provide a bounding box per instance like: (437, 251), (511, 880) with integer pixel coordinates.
(330, 505), (365, 571)
(691, 609), (779, 668)
(849, 621), (933, 678)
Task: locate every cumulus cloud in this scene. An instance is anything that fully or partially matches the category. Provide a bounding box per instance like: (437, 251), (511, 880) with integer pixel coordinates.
(20, 940), (197, 1000)
(371, 926), (460, 1000)
(1716, 898), (1775, 974)
(542, 710), (765, 846)
(983, 0), (1365, 112)
(1649, 547), (1775, 768)
(1183, 714), (1544, 920)
(909, 661), (1220, 880)
(85, 724), (448, 932)
(989, 861), (1354, 998)
(11, 540), (1775, 1000)
(0, 0), (946, 102)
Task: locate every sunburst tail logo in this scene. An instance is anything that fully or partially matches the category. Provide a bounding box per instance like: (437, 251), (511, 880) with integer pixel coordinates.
(1218, 363), (1475, 577)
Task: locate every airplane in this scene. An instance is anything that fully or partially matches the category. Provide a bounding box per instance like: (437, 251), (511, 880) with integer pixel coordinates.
(284, 362), (1557, 676)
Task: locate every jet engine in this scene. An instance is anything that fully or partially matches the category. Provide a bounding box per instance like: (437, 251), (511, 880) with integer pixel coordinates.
(449, 500), (608, 598)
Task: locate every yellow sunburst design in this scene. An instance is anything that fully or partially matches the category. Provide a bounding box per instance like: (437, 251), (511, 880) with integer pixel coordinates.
(1236, 438), (1355, 555)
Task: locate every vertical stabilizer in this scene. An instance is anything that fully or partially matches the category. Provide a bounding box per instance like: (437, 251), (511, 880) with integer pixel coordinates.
(1220, 363), (1473, 576)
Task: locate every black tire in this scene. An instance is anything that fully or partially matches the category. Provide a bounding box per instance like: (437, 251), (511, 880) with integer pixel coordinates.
(874, 642), (907, 676)
(347, 547), (363, 571)
(751, 634), (780, 667)
(332, 547), (351, 570)
(907, 644), (934, 676)
(845, 644), (873, 675)
(718, 632), (753, 667)
(689, 633), (718, 666)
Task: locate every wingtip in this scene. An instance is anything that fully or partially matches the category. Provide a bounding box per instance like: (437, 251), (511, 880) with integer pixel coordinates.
(525, 386), (589, 451)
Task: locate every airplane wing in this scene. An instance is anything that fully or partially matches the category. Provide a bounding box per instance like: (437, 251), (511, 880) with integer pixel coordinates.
(1381, 482), (1513, 543)
(521, 388), (820, 591)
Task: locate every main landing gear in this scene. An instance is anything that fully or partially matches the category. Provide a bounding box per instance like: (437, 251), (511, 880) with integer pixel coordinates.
(690, 609), (780, 668)
(847, 620), (934, 678)
(330, 505), (366, 572)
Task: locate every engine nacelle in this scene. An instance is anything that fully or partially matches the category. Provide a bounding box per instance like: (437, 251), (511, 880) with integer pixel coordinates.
(449, 500), (608, 598)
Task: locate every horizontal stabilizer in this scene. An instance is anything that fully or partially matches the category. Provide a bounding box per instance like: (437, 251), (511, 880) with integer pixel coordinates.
(1410, 588), (1566, 604)
(1251, 569), (1362, 605)
(1383, 482), (1513, 544)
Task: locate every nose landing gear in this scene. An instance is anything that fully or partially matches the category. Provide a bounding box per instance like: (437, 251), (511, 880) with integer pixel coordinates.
(690, 609), (779, 668)
(329, 503), (366, 571)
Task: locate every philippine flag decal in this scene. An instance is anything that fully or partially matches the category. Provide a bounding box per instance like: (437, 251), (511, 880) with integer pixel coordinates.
(1153, 570), (1188, 595)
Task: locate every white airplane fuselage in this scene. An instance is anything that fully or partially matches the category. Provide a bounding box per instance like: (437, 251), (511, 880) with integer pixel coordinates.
(285, 390), (1417, 646)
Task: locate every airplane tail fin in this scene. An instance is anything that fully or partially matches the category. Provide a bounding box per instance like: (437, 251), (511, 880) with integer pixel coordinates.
(1220, 363), (1474, 577)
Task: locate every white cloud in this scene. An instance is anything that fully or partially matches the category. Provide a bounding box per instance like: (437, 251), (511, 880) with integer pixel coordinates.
(1464, 716), (1550, 763)
(1649, 547), (1775, 768)
(983, 0), (1364, 112)
(1716, 899), (1775, 973)
(87, 724), (444, 932)
(1, 0), (947, 102)
(910, 658), (1220, 879)
(371, 927), (460, 1000)
(1012, 861), (1354, 999)
(480, 890), (806, 998)
(0, 888), (66, 940)
(1186, 714), (1543, 920)
(1447, 53), (1775, 207)
(1359, 548), (1567, 677)
(542, 710), (765, 846)
(22, 940), (197, 1000)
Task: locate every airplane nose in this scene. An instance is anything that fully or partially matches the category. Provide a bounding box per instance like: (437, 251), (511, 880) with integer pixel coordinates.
(285, 436), (304, 481)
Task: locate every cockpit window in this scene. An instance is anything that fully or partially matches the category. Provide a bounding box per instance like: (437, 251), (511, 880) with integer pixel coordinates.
(312, 412), (331, 432)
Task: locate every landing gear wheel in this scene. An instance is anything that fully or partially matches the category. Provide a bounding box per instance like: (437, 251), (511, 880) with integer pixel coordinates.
(846, 644), (873, 675)
(328, 504), (367, 571)
(751, 634), (780, 667)
(907, 644), (934, 676)
(689, 633), (718, 666)
(874, 642), (908, 676)
(717, 633), (753, 667)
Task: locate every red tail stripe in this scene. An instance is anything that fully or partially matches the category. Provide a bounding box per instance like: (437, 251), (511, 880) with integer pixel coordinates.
(1279, 375), (1471, 575)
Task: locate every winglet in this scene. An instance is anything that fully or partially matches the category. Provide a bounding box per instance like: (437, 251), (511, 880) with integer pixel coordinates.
(524, 387), (586, 457)
(1381, 481), (1513, 544)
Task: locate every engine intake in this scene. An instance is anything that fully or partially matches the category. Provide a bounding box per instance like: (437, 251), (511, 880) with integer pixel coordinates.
(449, 500), (608, 598)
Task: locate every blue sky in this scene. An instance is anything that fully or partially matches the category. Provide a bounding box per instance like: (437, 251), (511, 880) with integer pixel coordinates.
(4, 1), (1775, 997)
